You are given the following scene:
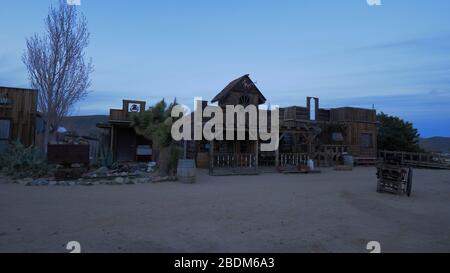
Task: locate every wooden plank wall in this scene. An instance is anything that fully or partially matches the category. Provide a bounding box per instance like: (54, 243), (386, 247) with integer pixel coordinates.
(345, 122), (378, 157)
(0, 87), (37, 147)
(330, 107), (377, 123)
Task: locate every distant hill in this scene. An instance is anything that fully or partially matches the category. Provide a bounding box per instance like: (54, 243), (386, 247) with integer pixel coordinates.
(419, 137), (450, 153)
(61, 115), (109, 138)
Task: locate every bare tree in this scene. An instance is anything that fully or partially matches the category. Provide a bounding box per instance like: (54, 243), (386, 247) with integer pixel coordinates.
(23, 0), (93, 144)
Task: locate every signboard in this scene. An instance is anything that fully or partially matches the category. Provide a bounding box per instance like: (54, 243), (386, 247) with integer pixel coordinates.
(128, 103), (141, 113)
(136, 145), (152, 156)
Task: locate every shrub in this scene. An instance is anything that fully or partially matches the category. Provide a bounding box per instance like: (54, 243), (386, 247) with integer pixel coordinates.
(0, 141), (50, 178)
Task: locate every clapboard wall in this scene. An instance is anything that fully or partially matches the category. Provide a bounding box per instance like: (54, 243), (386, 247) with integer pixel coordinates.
(0, 86), (38, 147)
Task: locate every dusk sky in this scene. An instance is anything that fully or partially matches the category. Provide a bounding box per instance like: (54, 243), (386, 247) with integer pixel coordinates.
(1, 0), (450, 137)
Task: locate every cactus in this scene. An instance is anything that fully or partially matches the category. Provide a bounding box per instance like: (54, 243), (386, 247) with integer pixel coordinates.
(97, 135), (114, 168)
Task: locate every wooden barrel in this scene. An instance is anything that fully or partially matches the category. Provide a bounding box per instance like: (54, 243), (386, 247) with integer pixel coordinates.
(196, 152), (209, 169)
(177, 159), (196, 183)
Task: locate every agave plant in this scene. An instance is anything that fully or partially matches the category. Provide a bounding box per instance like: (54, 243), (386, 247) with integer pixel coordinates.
(0, 141), (49, 178)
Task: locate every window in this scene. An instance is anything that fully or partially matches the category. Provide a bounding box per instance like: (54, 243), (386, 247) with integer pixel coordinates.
(0, 119), (11, 140)
(360, 133), (373, 148)
(239, 95), (250, 106)
(309, 97), (317, 121)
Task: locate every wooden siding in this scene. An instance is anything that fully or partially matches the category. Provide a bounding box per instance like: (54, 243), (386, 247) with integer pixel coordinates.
(345, 122), (378, 157)
(330, 107), (377, 123)
(0, 86), (37, 147)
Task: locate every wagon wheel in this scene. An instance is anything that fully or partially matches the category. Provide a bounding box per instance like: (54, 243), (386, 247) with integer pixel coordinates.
(406, 167), (413, 197)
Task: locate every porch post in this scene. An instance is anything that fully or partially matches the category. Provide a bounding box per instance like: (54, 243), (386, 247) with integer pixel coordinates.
(209, 140), (214, 175)
(255, 140), (259, 169)
(110, 124), (115, 161)
(275, 147), (279, 167)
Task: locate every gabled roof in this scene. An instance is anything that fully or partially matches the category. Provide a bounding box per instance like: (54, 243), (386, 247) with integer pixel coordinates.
(211, 74), (267, 104)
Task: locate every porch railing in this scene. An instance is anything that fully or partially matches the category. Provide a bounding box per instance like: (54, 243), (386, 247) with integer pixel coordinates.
(313, 145), (348, 167)
(279, 153), (308, 167)
(212, 153), (257, 168)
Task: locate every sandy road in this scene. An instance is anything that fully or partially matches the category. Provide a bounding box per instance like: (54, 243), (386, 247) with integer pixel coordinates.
(0, 167), (449, 253)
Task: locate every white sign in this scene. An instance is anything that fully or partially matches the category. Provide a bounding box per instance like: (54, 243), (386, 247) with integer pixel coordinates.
(128, 103), (141, 113)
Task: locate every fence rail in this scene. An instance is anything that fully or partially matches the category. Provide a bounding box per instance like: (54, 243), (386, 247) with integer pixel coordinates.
(379, 150), (450, 169)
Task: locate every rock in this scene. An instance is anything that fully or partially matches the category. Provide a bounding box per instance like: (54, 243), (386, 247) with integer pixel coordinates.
(152, 176), (161, 183)
(27, 178), (49, 186)
(55, 181), (70, 186)
(147, 162), (156, 173)
(86, 166), (109, 178)
(94, 166), (109, 175)
(138, 177), (150, 183)
(131, 170), (142, 176)
(125, 178), (136, 185)
(114, 177), (124, 184)
(152, 176), (171, 183)
(18, 177), (33, 185)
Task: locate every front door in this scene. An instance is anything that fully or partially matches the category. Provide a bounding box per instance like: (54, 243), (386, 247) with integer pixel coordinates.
(116, 127), (136, 162)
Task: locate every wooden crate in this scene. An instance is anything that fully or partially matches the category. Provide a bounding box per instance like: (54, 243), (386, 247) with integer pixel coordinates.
(47, 144), (90, 165)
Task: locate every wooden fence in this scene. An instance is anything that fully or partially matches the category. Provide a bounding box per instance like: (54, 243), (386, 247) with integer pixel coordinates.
(379, 150), (450, 169)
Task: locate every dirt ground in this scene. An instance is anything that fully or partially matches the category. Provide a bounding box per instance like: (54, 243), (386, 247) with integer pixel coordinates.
(0, 167), (449, 253)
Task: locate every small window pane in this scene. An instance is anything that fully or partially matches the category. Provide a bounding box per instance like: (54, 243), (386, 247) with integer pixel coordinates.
(0, 120), (11, 139)
(360, 133), (373, 148)
(332, 132), (344, 142)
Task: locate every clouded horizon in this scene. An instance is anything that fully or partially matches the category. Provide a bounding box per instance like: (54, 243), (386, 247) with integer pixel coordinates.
(1, 0), (450, 137)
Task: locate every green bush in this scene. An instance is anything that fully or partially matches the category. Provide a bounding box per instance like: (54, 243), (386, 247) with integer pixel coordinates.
(0, 141), (49, 178)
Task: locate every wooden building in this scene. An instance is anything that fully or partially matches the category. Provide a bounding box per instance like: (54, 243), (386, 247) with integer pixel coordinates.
(97, 100), (152, 162)
(0, 86), (38, 151)
(187, 75), (378, 174)
(96, 75), (377, 173)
